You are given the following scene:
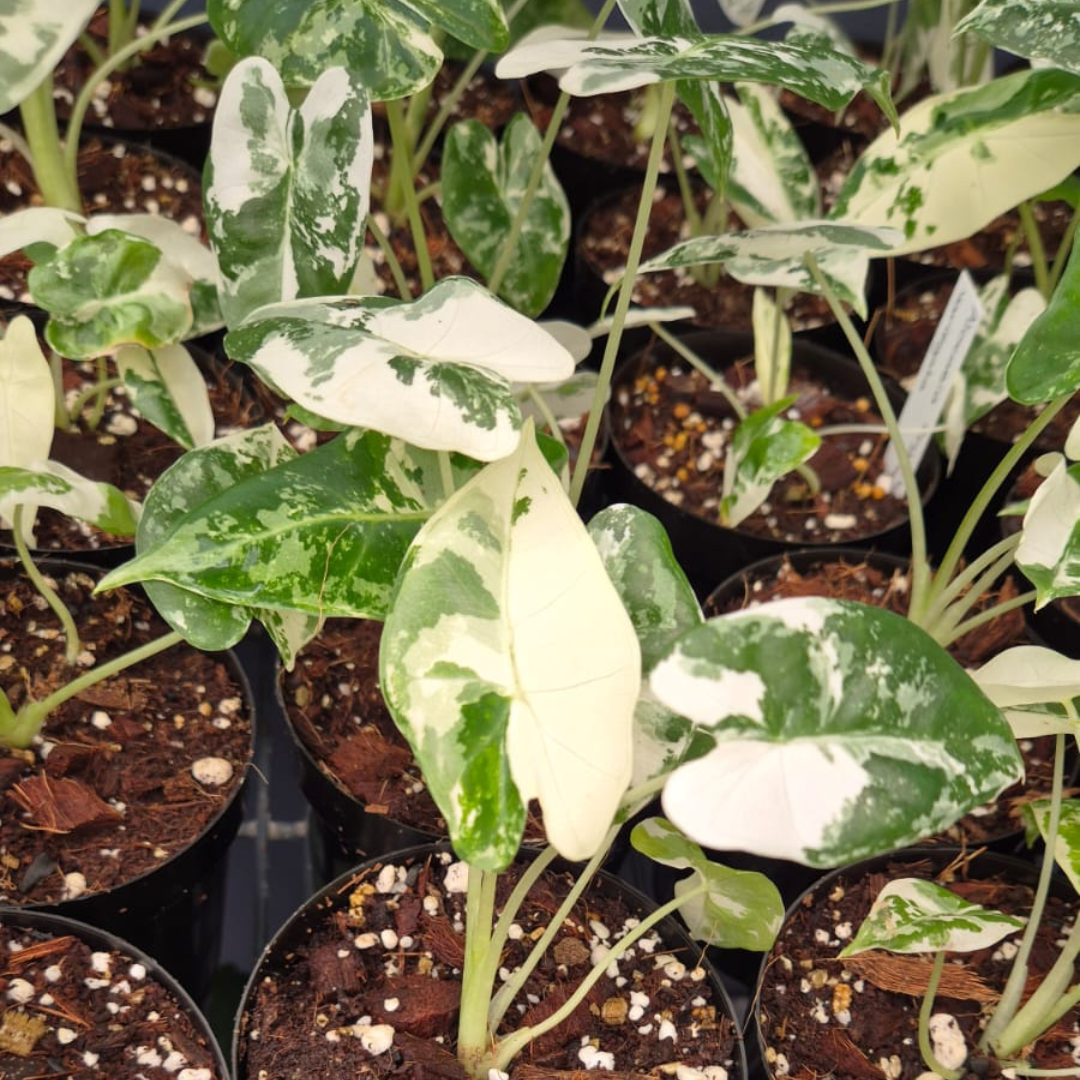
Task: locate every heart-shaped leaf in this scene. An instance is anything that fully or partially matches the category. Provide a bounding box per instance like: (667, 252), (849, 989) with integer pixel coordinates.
(839, 877), (1024, 957)
(653, 597), (1023, 867)
(115, 344), (215, 450)
(831, 68), (1080, 257)
(225, 277), (575, 460)
(957, 0), (1080, 76)
(205, 58), (374, 327)
(0, 0), (99, 113)
(0, 463), (139, 537)
(100, 427), (478, 622)
(380, 424), (641, 868)
(1015, 458), (1080, 608)
(441, 114), (570, 317)
(631, 816), (784, 950)
(721, 398), (820, 528)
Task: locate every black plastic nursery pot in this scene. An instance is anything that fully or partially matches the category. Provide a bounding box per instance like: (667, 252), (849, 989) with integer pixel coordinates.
(233, 841), (749, 1080)
(750, 846), (1077, 1080)
(607, 330), (941, 599)
(0, 557), (256, 1006)
(0, 906), (229, 1077)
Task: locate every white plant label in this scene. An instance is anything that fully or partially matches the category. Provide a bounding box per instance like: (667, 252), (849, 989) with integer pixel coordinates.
(885, 269), (983, 491)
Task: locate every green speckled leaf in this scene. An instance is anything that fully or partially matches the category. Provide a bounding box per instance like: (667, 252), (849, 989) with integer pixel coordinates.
(1007, 239), (1080, 404)
(1024, 798), (1080, 894)
(116, 344), (215, 450)
(380, 425), (641, 868)
(653, 597), (1023, 867)
(100, 426), (478, 628)
(636, 221), (900, 319)
(1015, 459), (1080, 609)
(205, 58), (374, 328)
(721, 398), (820, 528)
(631, 817), (783, 950)
(29, 230), (193, 358)
(957, 0), (1080, 76)
(207, 0), (443, 98)
(840, 877), (1023, 957)
(831, 68), (1080, 257)
(0, 0), (98, 113)
(225, 278), (574, 460)
(441, 115), (570, 317)
(0, 463), (139, 537)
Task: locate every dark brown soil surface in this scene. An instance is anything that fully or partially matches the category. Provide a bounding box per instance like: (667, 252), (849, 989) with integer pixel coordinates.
(756, 850), (1080, 1080)
(237, 848), (742, 1079)
(610, 349), (916, 546)
(0, 915), (225, 1078)
(0, 563), (252, 905)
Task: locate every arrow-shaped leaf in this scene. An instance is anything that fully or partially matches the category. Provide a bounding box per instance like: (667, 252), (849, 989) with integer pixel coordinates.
(116, 344), (215, 450)
(380, 424), (641, 868)
(205, 58), (374, 327)
(0, 463), (139, 537)
(225, 277), (575, 461)
(1015, 458), (1080, 609)
(839, 877), (1024, 956)
(956, 0), (1080, 77)
(653, 597), (1023, 867)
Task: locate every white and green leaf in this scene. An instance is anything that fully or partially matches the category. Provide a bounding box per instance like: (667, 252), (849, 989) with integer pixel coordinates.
(0, 315), (53, 469)
(380, 425), (641, 869)
(0, 206), (84, 262)
(205, 58), (374, 328)
(1023, 798), (1080, 894)
(631, 816), (784, 951)
(206, 0), (443, 98)
(970, 645), (1080, 738)
(225, 277), (574, 461)
(28, 230), (194, 358)
(0, 0), (98, 113)
(1015, 458), (1080, 609)
(636, 221), (901, 319)
(752, 287), (792, 406)
(653, 597), (1024, 867)
(721, 399), (820, 528)
(99, 427), (470, 623)
(115, 344), (215, 450)
(956, 0), (1080, 77)
(441, 114), (570, 318)
(831, 68), (1080, 257)
(839, 877), (1024, 957)
(0, 462), (139, 537)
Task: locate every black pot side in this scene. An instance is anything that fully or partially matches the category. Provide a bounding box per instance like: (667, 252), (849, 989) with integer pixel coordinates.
(0, 907), (230, 1076)
(748, 846), (1071, 1080)
(606, 330), (941, 600)
(0, 557), (255, 1006)
(233, 841), (749, 1080)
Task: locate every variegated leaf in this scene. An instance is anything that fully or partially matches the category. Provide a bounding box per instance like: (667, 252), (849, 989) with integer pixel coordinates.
(0, 316), (53, 469)
(260, 608), (324, 671)
(831, 68), (1080, 257)
(636, 222), (902, 319)
(29, 230), (193, 358)
(497, 32), (896, 124)
(1015, 459), (1080, 608)
(0, 206), (84, 261)
(116, 344), (215, 450)
(957, 0), (1080, 77)
(441, 114), (570, 318)
(1007, 238), (1080, 404)
(752, 287), (791, 407)
(205, 58), (374, 327)
(100, 427), (477, 621)
(380, 425), (641, 869)
(519, 370), (600, 429)
(971, 645), (1080, 739)
(772, 3), (857, 54)
(120, 425), (296, 651)
(207, 0), (443, 98)
(839, 877), (1024, 957)
(0, 462), (139, 537)
(588, 503), (701, 673)
(653, 598), (1023, 867)
(717, 0), (767, 26)
(724, 83), (820, 226)
(631, 817), (784, 950)
(0, 0), (98, 113)
(1024, 799), (1080, 894)
(721, 399), (820, 528)
(225, 278), (575, 461)
(400, 0), (508, 53)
